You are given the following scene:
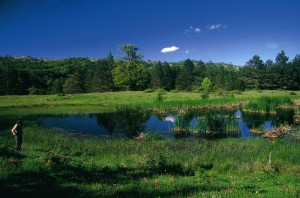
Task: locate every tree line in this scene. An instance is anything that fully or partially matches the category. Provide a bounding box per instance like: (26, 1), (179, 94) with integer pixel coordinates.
(0, 44), (299, 95)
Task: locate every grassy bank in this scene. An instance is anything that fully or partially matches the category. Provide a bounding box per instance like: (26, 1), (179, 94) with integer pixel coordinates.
(1, 90), (300, 197)
(1, 122), (300, 197)
(0, 90), (299, 116)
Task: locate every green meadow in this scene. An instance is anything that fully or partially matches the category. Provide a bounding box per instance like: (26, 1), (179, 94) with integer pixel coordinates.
(1, 90), (300, 197)
(0, 90), (298, 115)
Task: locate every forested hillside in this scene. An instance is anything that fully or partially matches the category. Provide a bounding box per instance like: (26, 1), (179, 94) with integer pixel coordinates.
(1, 44), (299, 95)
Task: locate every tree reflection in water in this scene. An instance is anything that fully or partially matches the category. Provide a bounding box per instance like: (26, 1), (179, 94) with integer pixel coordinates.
(35, 108), (296, 140)
(94, 108), (151, 137)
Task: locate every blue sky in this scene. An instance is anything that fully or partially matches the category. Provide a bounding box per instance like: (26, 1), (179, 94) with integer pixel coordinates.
(1, 0), (299, 65)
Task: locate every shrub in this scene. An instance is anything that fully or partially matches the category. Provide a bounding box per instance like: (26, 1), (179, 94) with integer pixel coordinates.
(201, 77), (211, 94)
(144, 88), (154, 93)
(229, 90), (242, 95)
(146, 152), (168, 172)
(289, 92), (297, 95)
(170, 89), (178, 93)
(155, 88), (166, 102)
(57, 93), (65, 96)
(155, 88), (166, 94)
(215, 89), (235, 98)
(28, 86), (44, 95)
(201, 93), (209, 99)
(192, 89), (201, 93)
(215, 89), (223, 96)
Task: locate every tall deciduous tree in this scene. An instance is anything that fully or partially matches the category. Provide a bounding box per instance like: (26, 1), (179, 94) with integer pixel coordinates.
(113, 44), (149, 90)
(118, 44), (143, 61)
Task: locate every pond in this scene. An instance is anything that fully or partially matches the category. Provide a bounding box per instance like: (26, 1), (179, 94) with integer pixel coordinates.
(0, 108), (296, 140)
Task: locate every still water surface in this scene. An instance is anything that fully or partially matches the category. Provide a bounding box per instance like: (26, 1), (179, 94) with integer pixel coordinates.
(39, 109), (295, 139)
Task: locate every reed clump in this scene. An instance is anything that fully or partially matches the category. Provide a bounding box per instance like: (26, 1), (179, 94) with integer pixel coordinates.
(243, 96), (293, 114)
(173, 111), (241, 138)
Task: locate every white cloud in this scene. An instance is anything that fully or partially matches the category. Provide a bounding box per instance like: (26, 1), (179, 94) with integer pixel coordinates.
(161, 46), (179, 53)
(184, 26), (201, 35)
(194, 28), (201, 32)
(184, 49), (195, 54)
(208, 23), (226, 30)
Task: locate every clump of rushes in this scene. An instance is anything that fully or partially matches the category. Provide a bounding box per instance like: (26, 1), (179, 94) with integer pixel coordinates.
(243, 97), (293, 114)
(249, 124), (266, 135)
(188, 110), (241, 135)
(225, 115), (240, 132)
(173, 115), (190, 132)
(205, 112), (226, 133)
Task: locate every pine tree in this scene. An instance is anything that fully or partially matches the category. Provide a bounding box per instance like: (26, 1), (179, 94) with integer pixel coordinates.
(275, 51), (289, 89)
(151, 61), (163, 89)
(90, 52), (115, 92)
(176, 59), (195, 91)
(0, 62), (19, 95)
(63, 73), (82, 94)
(161, 62), (174, 91)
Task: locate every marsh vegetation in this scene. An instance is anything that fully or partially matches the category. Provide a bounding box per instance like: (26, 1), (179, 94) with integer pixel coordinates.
(1, 91), (300, 197)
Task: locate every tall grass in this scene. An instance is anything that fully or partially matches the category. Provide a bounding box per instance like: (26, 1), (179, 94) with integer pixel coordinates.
(190, 111), (240, 136)
(225, 115), (240, 132)
(205, 112), (226, 132)
(173, 115), (190, 132)
(243, 96), (293, 114)
(1, 122), (300, 197)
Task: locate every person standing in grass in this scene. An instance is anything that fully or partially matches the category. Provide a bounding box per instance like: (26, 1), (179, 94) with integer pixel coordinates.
(11, 118), (23, 151)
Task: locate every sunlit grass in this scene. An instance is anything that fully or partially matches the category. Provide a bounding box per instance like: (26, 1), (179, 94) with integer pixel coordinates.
(1, 90), (300, 196)
(1, 90), (299, 116)
(1, 122), (300, 196)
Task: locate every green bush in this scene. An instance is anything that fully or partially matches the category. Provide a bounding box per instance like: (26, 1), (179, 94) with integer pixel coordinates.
(170, 89), (178, 93)
(229, 90), (242, 95)
(214, 88), (223, 96)
(215, 89), (236, 98)
(289, 92), (297, 95)
(144, 88), (154, 93)
(155, 88), (166, 93)
(201, 93), (209, 99)
(155, 88), (166, 102)
(28, 86), (44, 95)
(192, 89), (201, 93)
(57, 93), (65, 96)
